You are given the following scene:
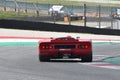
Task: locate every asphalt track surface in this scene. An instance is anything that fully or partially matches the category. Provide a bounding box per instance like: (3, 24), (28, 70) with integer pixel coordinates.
(0, 44), (120, 80)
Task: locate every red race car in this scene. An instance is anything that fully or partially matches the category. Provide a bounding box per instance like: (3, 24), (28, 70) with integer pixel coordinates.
(38, 36), (92, 62)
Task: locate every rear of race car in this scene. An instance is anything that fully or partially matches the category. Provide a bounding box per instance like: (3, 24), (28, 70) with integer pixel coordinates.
(38, 38), (92, 62)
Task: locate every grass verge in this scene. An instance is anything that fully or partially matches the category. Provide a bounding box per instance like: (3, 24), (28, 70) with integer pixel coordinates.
(0, 12), (28, 18)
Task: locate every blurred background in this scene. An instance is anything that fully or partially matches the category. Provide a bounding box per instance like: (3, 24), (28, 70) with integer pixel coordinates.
(0, 0), (120, 29)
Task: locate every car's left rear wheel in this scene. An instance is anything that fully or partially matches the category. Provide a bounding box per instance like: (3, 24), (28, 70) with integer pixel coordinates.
(39, 55), (50, 62)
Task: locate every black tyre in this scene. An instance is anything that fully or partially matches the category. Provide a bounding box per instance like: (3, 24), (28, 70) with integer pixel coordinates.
(81, 54), (92, 62)
(39, 55), (50, 62)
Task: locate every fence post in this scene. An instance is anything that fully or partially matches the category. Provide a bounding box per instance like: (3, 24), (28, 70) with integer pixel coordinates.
(33, 3), (39, 16)
(25, 9), (27, 13)
(68, 14), (71, 25)
(25, 2), (27, 13)
(98, 5), (101, 28)
(4, 6), (6, 11)
(15, 3), (16, 12)
(110, 7), (113, 29)
(83, 4), (86, 27)
(36, 10), (39, 16)
(4, 0), (6, 11)
(14, 0), (20, 15)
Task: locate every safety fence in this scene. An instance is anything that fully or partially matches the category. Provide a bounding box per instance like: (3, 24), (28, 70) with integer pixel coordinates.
(0, 0), (120, 30)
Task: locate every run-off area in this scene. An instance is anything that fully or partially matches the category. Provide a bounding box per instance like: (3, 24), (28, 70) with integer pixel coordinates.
(0, 43), (120, 80)
(0, 42), (120, 70)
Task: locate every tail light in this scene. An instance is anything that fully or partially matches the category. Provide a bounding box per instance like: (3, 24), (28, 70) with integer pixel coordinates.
(78, 44), (89, 49)
(41, 45), (53, 49)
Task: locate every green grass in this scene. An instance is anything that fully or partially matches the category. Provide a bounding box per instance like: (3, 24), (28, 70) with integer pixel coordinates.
(0, 12), (28, 18)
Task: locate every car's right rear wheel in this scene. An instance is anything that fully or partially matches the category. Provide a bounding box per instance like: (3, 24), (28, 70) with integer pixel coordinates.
(39, 55), (50, 62)
(81, 54), (92, 62)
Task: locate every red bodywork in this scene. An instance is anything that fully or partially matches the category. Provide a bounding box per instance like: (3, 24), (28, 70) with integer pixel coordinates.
(38, 37), (92, 62)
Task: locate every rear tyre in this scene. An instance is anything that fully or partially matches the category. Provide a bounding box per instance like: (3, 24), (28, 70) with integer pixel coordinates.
(39, 55), (50, 62)
(81, 54), (92, 62)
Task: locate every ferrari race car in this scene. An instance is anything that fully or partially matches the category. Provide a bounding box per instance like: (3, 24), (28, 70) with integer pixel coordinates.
(38, 36), (92, 62)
